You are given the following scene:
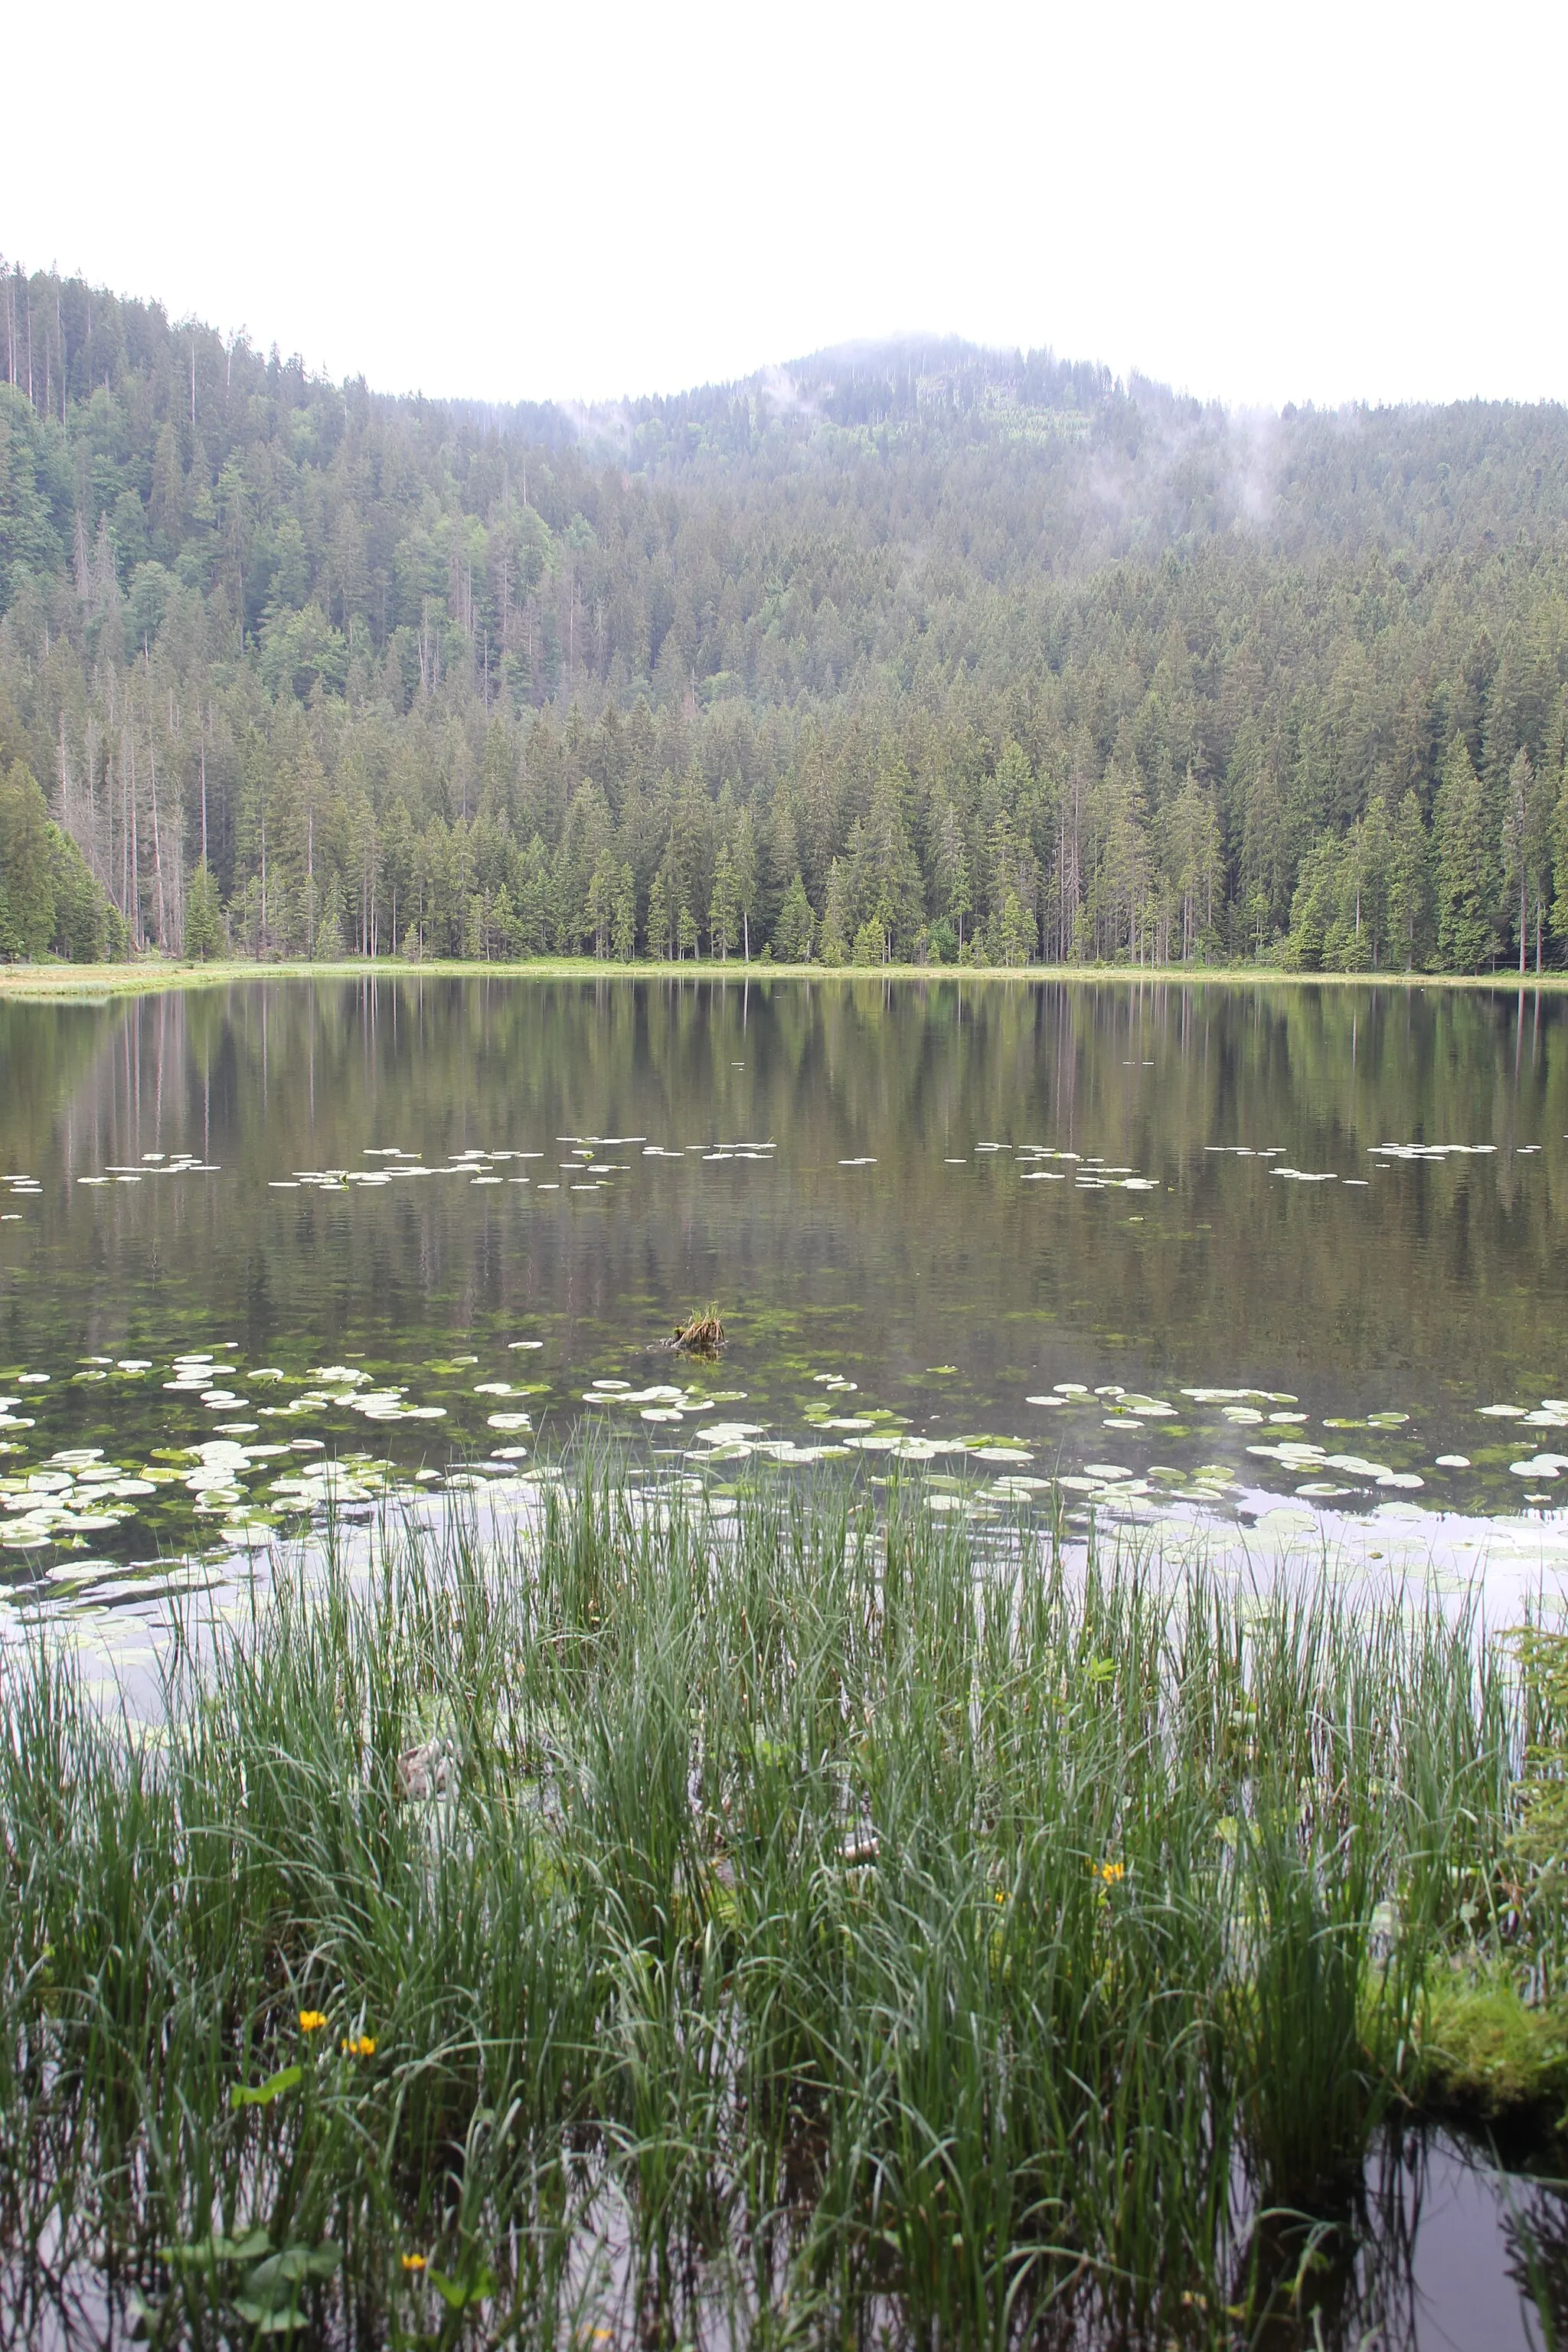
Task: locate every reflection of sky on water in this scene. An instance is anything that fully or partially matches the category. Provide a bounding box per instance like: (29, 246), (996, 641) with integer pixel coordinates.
(15, 1473), (1568, 1729)
(1300, 2127), (1562, 2352)
(1393, 2137), (1544, 2352)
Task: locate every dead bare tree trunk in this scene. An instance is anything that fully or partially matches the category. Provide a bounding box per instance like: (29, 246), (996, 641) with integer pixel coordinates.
(128, 733), (140, 946)
(148, 728), (167, 947)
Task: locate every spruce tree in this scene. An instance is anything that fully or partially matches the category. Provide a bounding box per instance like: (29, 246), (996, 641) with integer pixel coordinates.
(0, 761), (57, 959)
(818, 860), (851, 965)
(1433, 740), (1494, 970)
(709, 842), (738, 959)
(184, 861), (224, 960)
(772, 873), (814, 962)
(1388, 792), (1432, 972)
(646, 868), (671, 959)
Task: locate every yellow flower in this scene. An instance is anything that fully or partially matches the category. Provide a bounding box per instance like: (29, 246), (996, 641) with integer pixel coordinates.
(1096, 1860), (1125, 1884)
(341, 2034), (377, 2057)
(298, 2009), (328, 2033)
(401, 2252), (426, 2272)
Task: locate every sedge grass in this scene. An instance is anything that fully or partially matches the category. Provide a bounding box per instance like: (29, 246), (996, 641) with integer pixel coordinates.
(0, 1472), (1556, 2346)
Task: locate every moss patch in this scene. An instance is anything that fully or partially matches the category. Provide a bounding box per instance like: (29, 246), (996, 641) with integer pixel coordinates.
(1411, 1967), (1568, 2129)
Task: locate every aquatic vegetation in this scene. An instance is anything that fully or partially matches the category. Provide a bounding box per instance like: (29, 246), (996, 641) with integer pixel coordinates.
(1, 1473), (1563, 2344)
(672, 1306), (726, 1355)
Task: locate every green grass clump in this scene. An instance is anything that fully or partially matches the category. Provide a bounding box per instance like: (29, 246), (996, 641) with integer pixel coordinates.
(0, 1475), (1547, 2344)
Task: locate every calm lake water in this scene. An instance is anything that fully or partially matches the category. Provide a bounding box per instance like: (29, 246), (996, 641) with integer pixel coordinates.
(0, 972), (1565, 1598)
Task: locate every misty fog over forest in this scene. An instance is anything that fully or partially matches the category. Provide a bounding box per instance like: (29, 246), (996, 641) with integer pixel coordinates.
(2, 257), (1566, 974)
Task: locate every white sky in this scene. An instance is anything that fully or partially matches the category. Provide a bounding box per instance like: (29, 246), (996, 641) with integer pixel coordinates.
(5, 0), (1563, 413)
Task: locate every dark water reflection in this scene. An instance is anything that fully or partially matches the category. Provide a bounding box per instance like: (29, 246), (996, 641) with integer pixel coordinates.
(1244, 2128), (1566, 2351)
(7, 2127), (1566, 2350)
(0, 974), (1565, 1573)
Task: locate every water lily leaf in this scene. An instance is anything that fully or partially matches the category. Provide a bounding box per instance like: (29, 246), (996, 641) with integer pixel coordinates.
(230, 2063), (302, 2109)
(231, 2301), (308, 2334)
(426, 2262), (498, 2311)
(247, 2243), (341, 2291)
(162, 2230), (273, 2266)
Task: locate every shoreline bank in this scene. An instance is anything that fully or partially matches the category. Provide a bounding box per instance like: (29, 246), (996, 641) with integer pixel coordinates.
(3, 956), (1568, 1000)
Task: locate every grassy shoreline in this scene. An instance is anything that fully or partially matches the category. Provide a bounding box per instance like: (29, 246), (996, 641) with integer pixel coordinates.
(5, 1476), (1568, 2345)
(2, 954), (1567, 1001)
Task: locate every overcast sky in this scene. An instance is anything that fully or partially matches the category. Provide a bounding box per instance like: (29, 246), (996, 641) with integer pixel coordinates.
(5, 0), (1563, 413)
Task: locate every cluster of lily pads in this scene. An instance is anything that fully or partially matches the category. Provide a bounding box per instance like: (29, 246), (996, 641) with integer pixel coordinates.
(1370, 1142), (1499, 1164)
(575, 1374), (1238, 1524)
(2, 1155), (222, 1223)
(959, 1143), (1161, 1191)
(1, 1116), (1563, 1589)
(1198, 1138), (1535, 1191)
(270, 1147), (544, 1194)
(0, 1449), (158, 1550)
(2, 1170), (43, 1221)
(0, 1347), (541, 1565)
(255, 1364), (450, 1428)
(1245, 1436), (1425, 1498)
(263, 1135), (777, 1201)
(5, 1331), (1567, 1586)
(1208, 1147), (1356, 1185)
(76, 1152), (222, 1186)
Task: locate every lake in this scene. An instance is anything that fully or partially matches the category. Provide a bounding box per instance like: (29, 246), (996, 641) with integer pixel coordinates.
(0, 972), (1565, 1601)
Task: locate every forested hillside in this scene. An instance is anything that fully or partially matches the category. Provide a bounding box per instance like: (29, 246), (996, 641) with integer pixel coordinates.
(3, 254), (1568, 969)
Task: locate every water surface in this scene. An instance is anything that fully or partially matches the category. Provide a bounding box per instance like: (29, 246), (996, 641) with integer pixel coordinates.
(0, 973), (1565, 1594)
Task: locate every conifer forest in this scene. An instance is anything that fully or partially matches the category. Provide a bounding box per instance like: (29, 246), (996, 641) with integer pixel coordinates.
(3, 255), (1568, 974)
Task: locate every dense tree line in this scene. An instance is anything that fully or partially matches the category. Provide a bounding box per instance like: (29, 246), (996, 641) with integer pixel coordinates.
(4, 254), (1568, 971)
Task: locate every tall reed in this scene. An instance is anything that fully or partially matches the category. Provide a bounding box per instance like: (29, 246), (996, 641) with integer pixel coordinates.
(0, 1473), (1528, 2345)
